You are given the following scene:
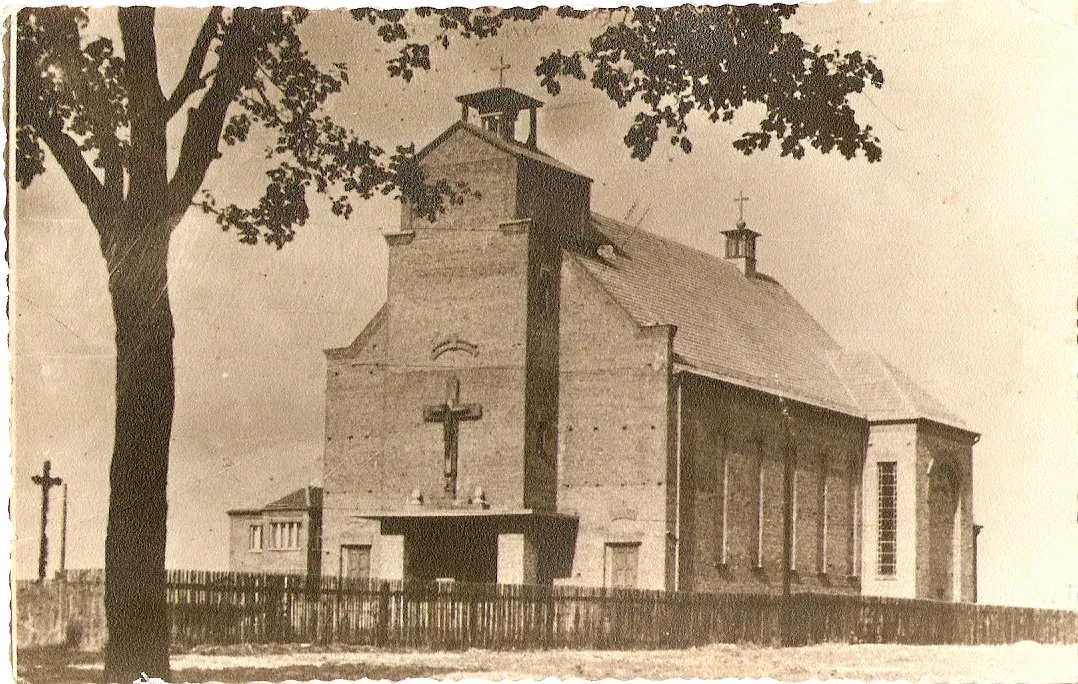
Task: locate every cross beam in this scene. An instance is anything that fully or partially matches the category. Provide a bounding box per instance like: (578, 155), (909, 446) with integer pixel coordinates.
(31, 460), (62, 580)
(492, 54), (511, 88)
(734, 190), (750, 223)
(423, 377), (483, 498)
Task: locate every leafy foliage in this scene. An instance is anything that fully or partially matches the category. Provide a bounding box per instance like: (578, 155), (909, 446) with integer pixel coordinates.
(16, 7), (459, 251)
(362, 6), (884, 162)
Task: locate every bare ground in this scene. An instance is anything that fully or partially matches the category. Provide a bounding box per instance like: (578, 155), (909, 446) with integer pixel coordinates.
(16, 641), (1077, 684)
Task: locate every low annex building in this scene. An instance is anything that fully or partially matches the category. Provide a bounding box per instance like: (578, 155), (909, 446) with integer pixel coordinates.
(252, 87), (979, 601)
(227, 486), (323, 577)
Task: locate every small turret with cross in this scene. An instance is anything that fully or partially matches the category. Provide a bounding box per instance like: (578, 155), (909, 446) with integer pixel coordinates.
(722, 190), (762, 278)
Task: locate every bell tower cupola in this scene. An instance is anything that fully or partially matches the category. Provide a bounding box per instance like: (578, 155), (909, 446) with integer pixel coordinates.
(722, 190), (761, 278)
(457, 87), (544, 148)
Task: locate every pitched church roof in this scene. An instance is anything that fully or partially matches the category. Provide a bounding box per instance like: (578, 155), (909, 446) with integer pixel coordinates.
(577, 214), (972, 432)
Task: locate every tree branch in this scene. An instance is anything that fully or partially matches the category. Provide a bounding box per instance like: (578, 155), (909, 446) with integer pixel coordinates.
(165, 9), (259, 218)
(28, 110), (111, 229)
(162, 8), (223, 121)
(119, 7), (170, 223)
(118, 7), (165, 114)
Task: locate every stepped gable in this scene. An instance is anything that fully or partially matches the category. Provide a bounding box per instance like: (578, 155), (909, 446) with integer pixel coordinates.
(414, 118), (591, 180)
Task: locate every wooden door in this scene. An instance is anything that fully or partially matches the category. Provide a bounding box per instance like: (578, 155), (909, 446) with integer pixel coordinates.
(605, 543), (639, 588)
(342, 544), (371, 579)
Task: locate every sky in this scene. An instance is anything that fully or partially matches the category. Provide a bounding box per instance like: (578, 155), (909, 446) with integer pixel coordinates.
(8, 1), (1077, 608)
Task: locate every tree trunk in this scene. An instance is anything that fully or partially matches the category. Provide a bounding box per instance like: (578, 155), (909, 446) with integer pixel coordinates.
(102, 225), (175, 683)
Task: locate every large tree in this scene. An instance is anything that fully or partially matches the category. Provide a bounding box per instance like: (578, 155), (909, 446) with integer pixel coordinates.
(14, 6), (882, 682)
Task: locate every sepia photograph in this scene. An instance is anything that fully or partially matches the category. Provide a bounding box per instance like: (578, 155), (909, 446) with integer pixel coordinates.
(7, 2), (1077, 683)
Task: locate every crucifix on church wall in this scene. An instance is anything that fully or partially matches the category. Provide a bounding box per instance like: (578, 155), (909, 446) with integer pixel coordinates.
(423, 376), (483, 499)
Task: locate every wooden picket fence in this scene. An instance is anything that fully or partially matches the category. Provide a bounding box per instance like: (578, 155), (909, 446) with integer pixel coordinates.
(164, 570), (1078, 650)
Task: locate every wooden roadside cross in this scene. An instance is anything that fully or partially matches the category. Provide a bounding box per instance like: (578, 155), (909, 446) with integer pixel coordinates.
(423, 376), (483, 498)
(31, 460), (62, 580)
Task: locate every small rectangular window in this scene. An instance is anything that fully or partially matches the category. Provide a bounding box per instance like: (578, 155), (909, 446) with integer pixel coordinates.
(877, 462), (898, 576)
(248, 525), (263, 552)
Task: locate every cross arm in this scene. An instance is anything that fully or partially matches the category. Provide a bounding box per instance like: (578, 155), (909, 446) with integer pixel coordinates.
(423, 406), (448, 422)
(457, 404), (483, 421)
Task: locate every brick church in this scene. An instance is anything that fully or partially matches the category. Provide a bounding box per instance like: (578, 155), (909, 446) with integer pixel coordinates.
(258, 87), (980, 601)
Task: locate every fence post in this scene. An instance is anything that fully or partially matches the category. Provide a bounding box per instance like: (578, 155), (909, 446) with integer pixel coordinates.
(376, 580), (391, 647)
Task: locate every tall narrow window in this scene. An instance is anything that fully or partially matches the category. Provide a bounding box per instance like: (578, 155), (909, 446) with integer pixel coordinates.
(248, 524), (263, 552)
(754, 442), (765, 568)
(850, 457), (862, 576)
(719, 451), (729, 565)
(877, 462), (898, 576)
(818, 453), (829, 574)
(789, 468), (798, 571)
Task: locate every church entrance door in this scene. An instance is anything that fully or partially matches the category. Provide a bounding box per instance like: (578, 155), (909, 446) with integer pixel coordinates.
(405, 518), (498, 583)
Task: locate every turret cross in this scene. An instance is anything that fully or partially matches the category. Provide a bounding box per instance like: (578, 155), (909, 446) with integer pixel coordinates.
(423, 376), (483, 498)
(492, 55), (511, 88)
(31, 460), (62, 580)
(734, 190), (750, 223)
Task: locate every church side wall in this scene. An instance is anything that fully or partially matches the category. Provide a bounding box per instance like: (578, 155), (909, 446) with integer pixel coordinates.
(678, 374), (865, 595)
(556, 257), (674, 591)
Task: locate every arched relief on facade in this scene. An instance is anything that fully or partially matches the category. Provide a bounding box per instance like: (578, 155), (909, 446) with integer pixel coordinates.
(430, 335), (480, 361)
(926, 449), (961, 601)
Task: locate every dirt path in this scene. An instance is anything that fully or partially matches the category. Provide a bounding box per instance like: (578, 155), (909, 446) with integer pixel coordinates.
(17, 641), (1077, 683)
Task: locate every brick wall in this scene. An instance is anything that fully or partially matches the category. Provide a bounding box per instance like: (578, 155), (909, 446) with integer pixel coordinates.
(555, 256), (674, 590)
(677, 373), (865, 595)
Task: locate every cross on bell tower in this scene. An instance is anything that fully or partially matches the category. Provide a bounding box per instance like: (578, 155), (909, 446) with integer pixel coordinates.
(492, 55), (511, 88)
(734, 191), (750, 225)
(423, 376), (483, 499)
